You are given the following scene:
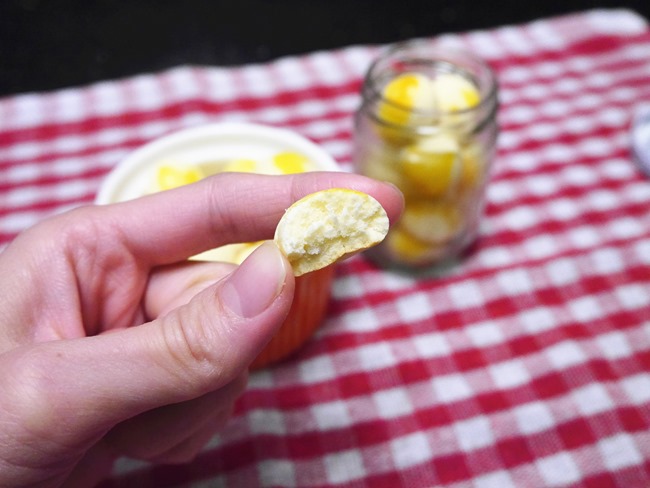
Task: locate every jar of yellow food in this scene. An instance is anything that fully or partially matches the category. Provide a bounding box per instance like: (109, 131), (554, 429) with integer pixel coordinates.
(353, 42), (498, 271)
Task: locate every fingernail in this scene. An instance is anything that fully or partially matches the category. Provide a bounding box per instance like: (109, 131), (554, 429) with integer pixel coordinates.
(221, 241), (288, 318)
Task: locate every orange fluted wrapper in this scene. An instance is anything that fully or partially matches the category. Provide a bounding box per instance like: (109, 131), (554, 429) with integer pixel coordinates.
(250, 265), (335, 369)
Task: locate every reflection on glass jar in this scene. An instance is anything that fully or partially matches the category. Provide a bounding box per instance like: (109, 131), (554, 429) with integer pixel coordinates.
(353, 41), (499, 272)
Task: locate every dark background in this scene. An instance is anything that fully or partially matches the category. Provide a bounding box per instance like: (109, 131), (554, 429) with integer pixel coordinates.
(1, 0), (649, 97)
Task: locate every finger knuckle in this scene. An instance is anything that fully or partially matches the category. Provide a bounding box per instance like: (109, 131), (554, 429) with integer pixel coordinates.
(157, 300), (236, 392)
(1, 348), (74, 442)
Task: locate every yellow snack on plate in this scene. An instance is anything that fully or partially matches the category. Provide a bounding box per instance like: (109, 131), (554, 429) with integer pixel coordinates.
(273, 151), (311, 174)
(222, 158), (258, 173)
(274, 189), (389, 276)
(156, 163), (204, 190)
(192, 242), (263, 264)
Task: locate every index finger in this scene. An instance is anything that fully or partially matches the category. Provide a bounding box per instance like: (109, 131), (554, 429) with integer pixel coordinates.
(99, 171), (404, 265)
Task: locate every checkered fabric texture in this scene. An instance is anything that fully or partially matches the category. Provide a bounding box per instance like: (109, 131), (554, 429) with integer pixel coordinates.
(1, 8), (650, 488)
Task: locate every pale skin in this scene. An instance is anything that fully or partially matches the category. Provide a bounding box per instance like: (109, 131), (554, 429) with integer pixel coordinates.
(0, 172), (403, 487)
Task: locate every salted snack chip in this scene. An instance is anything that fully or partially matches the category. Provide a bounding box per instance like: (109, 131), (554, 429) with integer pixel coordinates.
(274, 189), (389, 276)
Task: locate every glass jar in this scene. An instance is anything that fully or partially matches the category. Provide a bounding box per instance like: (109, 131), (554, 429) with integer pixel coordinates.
(353, 41), (498, 272)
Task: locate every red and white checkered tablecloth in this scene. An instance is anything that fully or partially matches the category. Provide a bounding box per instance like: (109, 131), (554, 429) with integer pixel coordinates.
(2, 8), (650, 488)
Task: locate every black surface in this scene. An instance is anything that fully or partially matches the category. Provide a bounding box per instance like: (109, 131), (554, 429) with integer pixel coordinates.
(1, 0), (649, 96)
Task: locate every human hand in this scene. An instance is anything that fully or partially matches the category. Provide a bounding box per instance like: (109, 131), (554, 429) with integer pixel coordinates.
(0, 171), (403, 487)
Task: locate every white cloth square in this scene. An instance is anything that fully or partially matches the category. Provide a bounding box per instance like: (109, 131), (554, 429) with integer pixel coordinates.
(373, 387), (414, 419)
(390, 432), (433, 469)
(324, 449), (366, 484)
(514, 402), (556, 435)
(598, 433), (644, 471)
(453, 416), (495, 451)
(489, 359), (532, 389)
(312, 400), (352, 430)
(432, 374), (474, 403)
(572, 383), (614, 416)
(536, 452), (581, 486)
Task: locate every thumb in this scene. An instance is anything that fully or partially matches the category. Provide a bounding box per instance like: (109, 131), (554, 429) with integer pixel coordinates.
(0, 242), (293, 448)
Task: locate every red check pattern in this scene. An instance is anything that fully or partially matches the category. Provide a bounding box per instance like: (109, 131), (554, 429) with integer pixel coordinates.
(2, 8), (650, 488)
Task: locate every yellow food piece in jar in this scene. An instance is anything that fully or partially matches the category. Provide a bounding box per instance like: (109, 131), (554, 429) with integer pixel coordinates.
(273, 151), (310, 174)
(360, 143), (420, 194)
(458, 143), (485, 193)
(400, 134), (461, 197)
(156, 164), (204, 190)
(399, 200), (462, 244)
(432, 73), (481, 113)
(385, 226), (445, 265)
(378, 72), (436, 126)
